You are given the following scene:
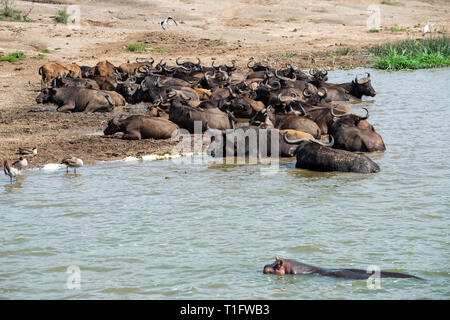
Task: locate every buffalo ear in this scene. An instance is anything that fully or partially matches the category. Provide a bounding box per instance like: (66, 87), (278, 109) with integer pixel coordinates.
(51, 88), (57, 94)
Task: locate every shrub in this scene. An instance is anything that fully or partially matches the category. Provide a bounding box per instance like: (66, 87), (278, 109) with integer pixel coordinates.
(0, 51), (26, 62)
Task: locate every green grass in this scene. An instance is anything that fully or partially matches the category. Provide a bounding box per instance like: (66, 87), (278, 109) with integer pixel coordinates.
(281, 52), (296, 59)
(332, 47), (355, 56)
(0, 9), (32, 22)
(385, 26), (407, 32)
(32, 54), (46, 60)
(206, 39), (227, 46)
(0, 51), (26, 62)
(54, 9), (69, 24)
(148, 46), (170, 53)
(286, 17), (297, 22)
(368, 28), (380, 33)
(40, 48), (50, 54)
(372, 36), (450, 70)
(380, 0), (399, 5)
(125, 43), (148, 52)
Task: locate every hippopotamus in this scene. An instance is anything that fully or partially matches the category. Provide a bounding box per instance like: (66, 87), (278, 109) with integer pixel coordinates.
(263, 257), (423, 280)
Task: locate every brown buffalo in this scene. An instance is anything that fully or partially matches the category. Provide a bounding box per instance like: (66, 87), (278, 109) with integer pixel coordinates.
(36, 87), (114, 113)
(329, 107), (386, 152)
(104, 115), (178, 140)
(39, 62), (73, 88)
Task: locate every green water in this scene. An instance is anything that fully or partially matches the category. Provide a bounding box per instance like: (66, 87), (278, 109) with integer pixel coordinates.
(0, 68), (449, 299)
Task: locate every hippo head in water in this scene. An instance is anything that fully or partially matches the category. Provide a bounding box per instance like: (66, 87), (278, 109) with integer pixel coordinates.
(263, 256), (288, 275)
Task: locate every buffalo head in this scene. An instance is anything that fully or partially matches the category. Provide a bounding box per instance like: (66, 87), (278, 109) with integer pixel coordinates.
(352, 73), (376, 98)
(36, 87), (56, 103)
(104, 116), (123, 135)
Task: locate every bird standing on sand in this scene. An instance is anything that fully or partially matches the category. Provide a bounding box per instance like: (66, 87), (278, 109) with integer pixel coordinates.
(61, 157), (83, 174)
(4, 160), (21, 183)
(422, 22), (435, 37)
(17, 147), (38, 156)
(13, 157), (28, 171)
(160, 16), (178, 31)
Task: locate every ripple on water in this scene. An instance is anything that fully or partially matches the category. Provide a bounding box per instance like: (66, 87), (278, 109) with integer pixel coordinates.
(0, 68), (449, 299)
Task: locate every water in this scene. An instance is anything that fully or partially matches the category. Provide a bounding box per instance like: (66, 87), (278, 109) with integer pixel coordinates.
(1, 68), (449, 299)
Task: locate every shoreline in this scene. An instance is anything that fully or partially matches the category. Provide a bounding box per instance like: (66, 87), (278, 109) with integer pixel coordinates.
(1, 0), (449, 170)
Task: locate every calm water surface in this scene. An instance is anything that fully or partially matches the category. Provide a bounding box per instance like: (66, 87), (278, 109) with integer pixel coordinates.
(0, 68), (449, 299)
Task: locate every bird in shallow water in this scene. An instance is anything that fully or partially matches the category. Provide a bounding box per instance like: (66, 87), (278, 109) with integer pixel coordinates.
(13, 157), (28, 171)
(4, 160), (21, 183)
(61, 157), (83, 174)
(17, 147), (38, 156)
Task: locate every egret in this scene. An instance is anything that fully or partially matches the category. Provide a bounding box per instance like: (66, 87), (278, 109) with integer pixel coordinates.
(422, 22), (435, 37)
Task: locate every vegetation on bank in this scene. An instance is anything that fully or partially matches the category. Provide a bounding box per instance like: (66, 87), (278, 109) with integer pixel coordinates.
(372, 36), (450, 70)
(0, 0), (32, 22)
(54, 9), (69, 24)
(0, 51), (26, 62)
(126, 43), (148, 52)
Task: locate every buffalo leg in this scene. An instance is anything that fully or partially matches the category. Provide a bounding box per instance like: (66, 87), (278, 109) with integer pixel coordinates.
(57, 104), (76, 113)
(122, 131), (141, 140)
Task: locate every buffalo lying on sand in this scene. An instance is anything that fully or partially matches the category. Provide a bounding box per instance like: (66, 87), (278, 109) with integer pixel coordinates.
(36, 87), (114, 112)
(104, 115), (178, 140)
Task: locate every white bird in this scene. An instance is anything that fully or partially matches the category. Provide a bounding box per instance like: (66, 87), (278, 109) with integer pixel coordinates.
(4, 160), (21, 183)
(160, 16), (178, 31)
(422, 22), (435, 37)
(13, 157), (28, 171)
(17, 146), (37, 156)
(61, 157), (83, 174)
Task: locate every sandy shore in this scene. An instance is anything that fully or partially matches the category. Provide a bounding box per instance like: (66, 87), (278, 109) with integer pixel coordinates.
(1, 0), (449, 168)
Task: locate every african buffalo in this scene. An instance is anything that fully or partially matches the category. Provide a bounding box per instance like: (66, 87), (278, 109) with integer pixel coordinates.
(250, 106), (321, 139)
(207, 125), (298, 158)
(321, 73), (376, 101)
(169, 99), (235, 132)
(104, 115), (178, 140)
(39, 62), (73, 88)
(51, 76), (100, 90)
(283, 133), (380, 173)
(329, 107), (386, 152)
(36, 87), (114, 113)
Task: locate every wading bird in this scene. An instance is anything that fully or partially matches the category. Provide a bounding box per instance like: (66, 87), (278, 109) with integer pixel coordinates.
(61, 157), (83, 174)
(422, 22), (435, 37)
(17, 147), (37, 156)
(13, 157), (28, 171)
(4, 160), (21, 183)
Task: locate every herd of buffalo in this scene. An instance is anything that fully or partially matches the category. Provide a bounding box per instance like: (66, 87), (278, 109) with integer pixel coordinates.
(5, 56), (424, 282)
(35, 56), (386, 174)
